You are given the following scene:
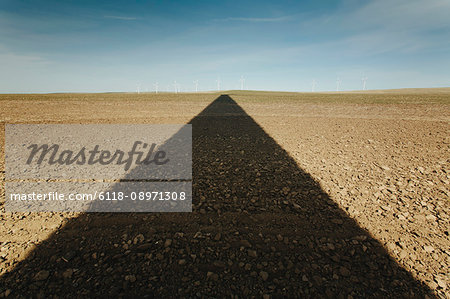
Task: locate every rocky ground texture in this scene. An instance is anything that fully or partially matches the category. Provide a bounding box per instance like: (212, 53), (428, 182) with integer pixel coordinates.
(0, 91), (449, 298)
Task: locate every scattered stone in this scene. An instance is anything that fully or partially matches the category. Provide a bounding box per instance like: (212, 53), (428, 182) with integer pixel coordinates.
(125, 275), (136, 283)
(34, 270), (50, 281)
(207, 271), (218, 281)
(248, 250), (257, 258)
(214, 233), (221, 241)
(240, 239), (252, 247)
(164, 239), (173, 247)
(435, 277), (446, 289)
(260, 271), (269, 281)
(423, 245), (434, 253)
(133, 234), (145, 244)
(339, 267), (351, 277)
(62, 268), (73, 279)
(399, 250), (408, 260)
(426, 215), (437, 222)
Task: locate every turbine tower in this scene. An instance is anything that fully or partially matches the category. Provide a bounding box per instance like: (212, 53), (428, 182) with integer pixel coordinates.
(153, 82), (159, 94)
(311, 79), (317, 92)
(239, 75), (245, 90)
(136, 83), (141, 94)
(216, 77), (221, 92)
(173, 81), (179, 94)
(362, 76), (368, 90)
(193, 80), (199, 93)
(336, 77), (341, 92)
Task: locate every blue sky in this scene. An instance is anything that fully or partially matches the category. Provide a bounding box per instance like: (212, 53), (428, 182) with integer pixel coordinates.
(1, 0), (449, 92)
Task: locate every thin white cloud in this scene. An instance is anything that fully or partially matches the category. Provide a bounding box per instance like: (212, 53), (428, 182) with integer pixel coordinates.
(352, 0), (450, 32)
(295, 0), (450, 55)
(104, 15), (138, 21)
(0, 45), (49, 66)
(220, 16), (291, 23)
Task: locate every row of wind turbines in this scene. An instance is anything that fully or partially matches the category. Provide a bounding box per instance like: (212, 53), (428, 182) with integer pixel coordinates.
(313, 76), (368, 92)
(136, 75), (369, 93)
(136, 76), (246, 94)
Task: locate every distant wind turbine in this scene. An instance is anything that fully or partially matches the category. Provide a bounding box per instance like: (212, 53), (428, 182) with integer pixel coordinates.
(193, 80), (199, 93)
(153, 82), (159, 94)
(311, 79), (317, 92)
(239, 75), (245, 90)
(173, 81), (179, 94)
(336, 77), (341, 92)
(216, 77), (221, 91)
(136, 84), (141, 94)
(362, 76), (368, 90)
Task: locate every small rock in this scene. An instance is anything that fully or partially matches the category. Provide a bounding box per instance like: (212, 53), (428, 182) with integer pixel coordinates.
(248, 250), (257, 258)
(259, 271), (269, 281)
(62, 268), (73, 279)
(133, 234), (145, 244)
(387, 242), (396, 251)
(428, 280), (438, 290)
(164, 239), (172, 247)
(207, 271), (218, 281)
(423, 245), (434, 253)
(426, 215), (437, 222)
(240, 240), (252, 247)
(399, 250), (408, 260)
(34, 270), (50, 281)
(381, 205), (391, 211)
(435, 277), (446, 289)
(339, 266), (351, 277)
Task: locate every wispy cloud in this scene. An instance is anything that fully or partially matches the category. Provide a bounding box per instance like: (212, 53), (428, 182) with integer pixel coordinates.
(220, 16), (291, 23)
(0, 45), (48, 64)
(104, 15), (138, 21)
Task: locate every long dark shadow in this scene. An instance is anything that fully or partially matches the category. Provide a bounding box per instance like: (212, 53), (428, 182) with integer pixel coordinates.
(1, 95), (433, 297)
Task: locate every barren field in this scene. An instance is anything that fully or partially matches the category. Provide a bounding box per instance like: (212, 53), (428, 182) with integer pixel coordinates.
(0, 90), (449, 298)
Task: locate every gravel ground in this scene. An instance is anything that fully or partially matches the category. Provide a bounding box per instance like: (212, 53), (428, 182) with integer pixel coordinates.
(0, 91), (449, 298)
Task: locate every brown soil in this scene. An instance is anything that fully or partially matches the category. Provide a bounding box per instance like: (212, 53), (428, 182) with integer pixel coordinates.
(0, 91), (449, 298)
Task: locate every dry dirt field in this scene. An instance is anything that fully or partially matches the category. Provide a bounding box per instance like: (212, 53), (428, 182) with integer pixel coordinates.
(0, 89), (449, 298)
